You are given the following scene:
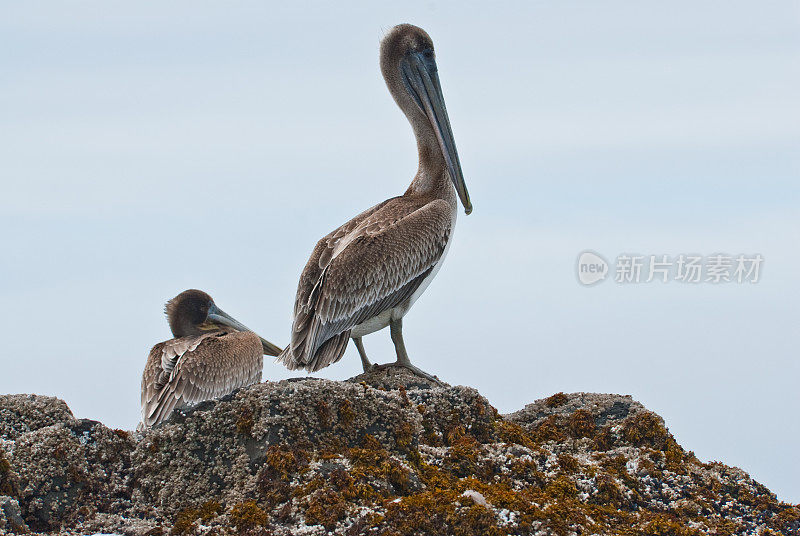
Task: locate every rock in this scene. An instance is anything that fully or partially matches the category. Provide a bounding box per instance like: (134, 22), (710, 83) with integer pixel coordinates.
(0, 495), (28, 534)
(348, 366), (446, 391)
(461, 489), (491, 508)
(0, 446), (18, 499)
(507, 392), (648, 430)
(0, 372), (798, 536)
(12, 424), (85, 529)
(130, 372), (428, 516)
(0, 395), (74, 441)
(10, 419), (134, 532)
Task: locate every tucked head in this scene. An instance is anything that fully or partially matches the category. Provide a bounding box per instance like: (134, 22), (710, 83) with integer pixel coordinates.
(164, 289), (283, 355)
(380, 24), (472, 215)
(165, 289), (252, 338)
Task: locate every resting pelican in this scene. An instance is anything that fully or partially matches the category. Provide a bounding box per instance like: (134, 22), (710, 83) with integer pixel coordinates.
(278, 24), (472, 382)
(140, 289), (282, 429)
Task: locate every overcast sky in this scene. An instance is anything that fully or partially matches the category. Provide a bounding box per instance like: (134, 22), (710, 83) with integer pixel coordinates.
(1, 1), (798, 503)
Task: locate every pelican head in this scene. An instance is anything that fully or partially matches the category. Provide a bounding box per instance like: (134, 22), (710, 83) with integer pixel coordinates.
(380, 24), (472, 215)
(165, 289), (282, 355)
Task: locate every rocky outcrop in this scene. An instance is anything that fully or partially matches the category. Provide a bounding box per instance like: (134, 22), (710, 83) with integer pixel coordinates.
(0, 395), (74, 442)
(0, 370), (797, 535)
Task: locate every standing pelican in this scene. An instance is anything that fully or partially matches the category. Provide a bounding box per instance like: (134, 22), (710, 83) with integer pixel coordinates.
(279, 24), (472, 382)
(140, 289), (282, 429)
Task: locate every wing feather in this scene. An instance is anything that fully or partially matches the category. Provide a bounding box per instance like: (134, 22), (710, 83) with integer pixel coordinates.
(140, 331), (263, 429)
(280, 197), (452, 371)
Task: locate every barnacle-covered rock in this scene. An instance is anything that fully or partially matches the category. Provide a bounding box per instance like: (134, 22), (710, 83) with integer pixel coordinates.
(131, 374), (428, 516)
(1, 371), (798, 535)
(0, 395), (74, 441)
(0, 446), (18, 499)
(9, 419), (134, 532)
(12, 423), (87, 529)
(0, 495), (28, 534)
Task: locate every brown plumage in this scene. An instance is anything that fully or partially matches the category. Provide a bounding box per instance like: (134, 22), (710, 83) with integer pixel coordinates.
(279, 24), (472, 380)
(140, 289), (282, 429)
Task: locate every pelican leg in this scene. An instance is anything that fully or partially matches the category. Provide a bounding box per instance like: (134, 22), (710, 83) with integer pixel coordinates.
(374, 318), (443, 386)
(353, 337), (373, 372)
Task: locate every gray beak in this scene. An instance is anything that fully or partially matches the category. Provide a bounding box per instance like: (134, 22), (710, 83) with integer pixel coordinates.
(207, 304), (284, 356)
(401, 51), (472, 215)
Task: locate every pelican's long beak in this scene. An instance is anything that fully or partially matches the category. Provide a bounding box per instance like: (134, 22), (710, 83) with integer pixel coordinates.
(207, 304), (284, 356)
(258, 337), (284, 357)
(402, 52), (472, 214)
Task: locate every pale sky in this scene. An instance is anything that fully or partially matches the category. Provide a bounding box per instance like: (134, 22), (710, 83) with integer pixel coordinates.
(1, 2), (798, 502)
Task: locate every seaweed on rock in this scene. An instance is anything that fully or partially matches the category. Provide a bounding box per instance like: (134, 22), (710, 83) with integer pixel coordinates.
(0, 368), (796, 536)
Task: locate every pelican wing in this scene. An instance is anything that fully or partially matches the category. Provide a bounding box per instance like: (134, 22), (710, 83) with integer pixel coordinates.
(293, 198), (394, 320)
(281, 197), (452, 371)
(140, 331), (263, 429)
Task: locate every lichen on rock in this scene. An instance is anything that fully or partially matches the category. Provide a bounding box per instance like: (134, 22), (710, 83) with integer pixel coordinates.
(0, 369), (797, 535)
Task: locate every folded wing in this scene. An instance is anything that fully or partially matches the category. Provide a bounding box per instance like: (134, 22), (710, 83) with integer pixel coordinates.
(140, 331), (263, 428)
(280, 197), (452, 371)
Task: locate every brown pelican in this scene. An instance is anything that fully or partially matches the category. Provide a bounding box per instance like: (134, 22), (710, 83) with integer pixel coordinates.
(278, 24), (471, 382)
(140, 289), (282, 429)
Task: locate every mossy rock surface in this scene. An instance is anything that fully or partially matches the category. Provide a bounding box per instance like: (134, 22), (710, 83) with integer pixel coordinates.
(1, 370), (798, 535)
